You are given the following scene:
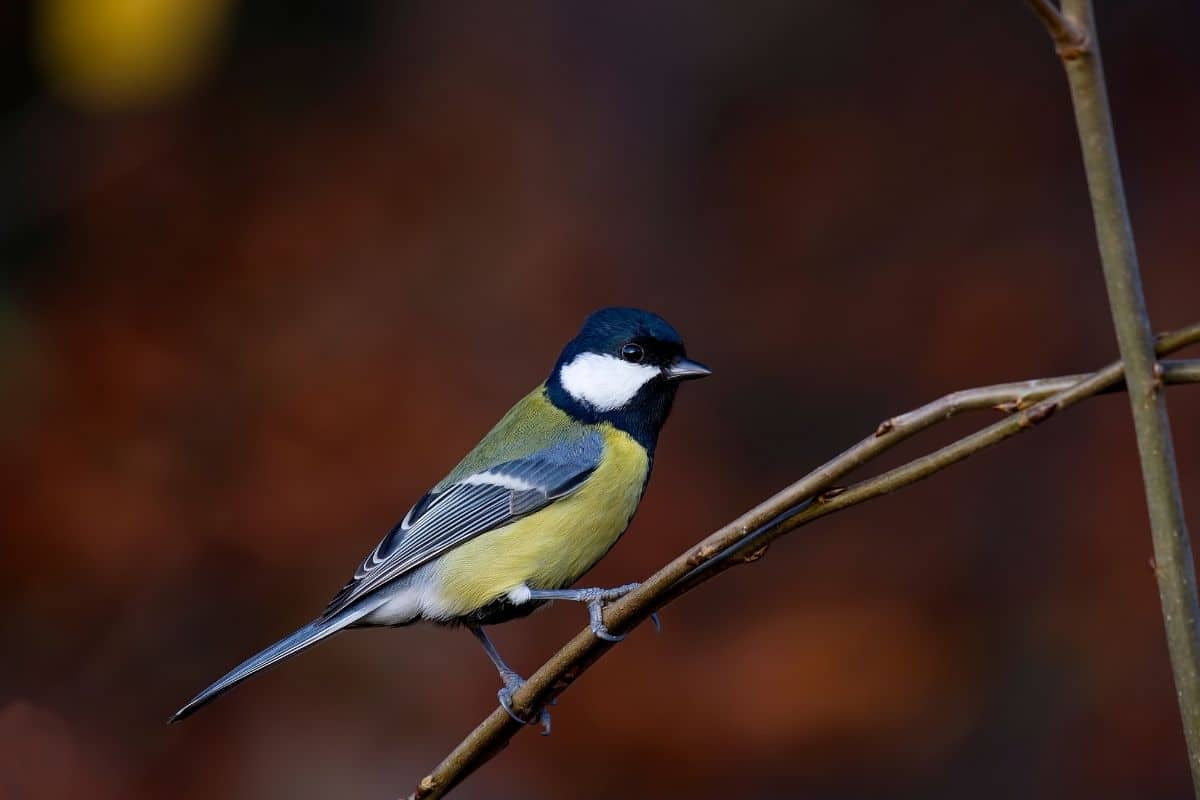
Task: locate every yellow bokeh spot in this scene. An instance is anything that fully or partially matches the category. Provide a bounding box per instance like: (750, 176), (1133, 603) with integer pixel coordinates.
(36, 0), (233, 110)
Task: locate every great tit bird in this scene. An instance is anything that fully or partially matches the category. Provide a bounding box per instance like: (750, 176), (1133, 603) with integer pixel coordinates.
(170, 307), (710, 732)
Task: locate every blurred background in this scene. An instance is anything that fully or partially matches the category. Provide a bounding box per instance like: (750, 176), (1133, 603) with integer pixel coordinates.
(2, 2), (1199, 798)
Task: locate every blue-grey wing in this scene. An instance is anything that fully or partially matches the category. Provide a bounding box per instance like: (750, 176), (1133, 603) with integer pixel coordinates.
(321, 432), (603, 618)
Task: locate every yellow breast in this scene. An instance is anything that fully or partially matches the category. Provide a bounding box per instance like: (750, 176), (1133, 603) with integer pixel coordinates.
(431, 424), (650, 616)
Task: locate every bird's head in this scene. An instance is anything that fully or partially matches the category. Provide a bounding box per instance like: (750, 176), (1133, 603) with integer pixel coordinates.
(546, 307), (710, 450)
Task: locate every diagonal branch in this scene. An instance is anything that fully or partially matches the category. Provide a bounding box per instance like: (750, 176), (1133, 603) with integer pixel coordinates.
(408, 327), (1200, 800)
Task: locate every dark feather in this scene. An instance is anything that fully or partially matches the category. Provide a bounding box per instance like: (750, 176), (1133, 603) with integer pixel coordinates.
(321, 433), (603, 618)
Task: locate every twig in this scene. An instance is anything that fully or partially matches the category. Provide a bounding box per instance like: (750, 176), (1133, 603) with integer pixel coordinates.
(665, 356), (1200, 601)
(1023, 0), (1088, 58)
(408, 331), (1200, 800)
(1030, 0), (1200, 791)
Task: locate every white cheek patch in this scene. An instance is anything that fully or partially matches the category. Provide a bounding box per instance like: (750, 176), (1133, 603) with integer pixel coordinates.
(559, 353), (661, 412)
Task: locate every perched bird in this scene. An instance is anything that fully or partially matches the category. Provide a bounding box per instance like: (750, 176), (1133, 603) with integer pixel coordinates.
(169, 307), (710, 732)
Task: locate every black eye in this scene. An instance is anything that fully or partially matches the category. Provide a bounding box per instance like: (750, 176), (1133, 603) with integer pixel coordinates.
(620, 342), (645, 363)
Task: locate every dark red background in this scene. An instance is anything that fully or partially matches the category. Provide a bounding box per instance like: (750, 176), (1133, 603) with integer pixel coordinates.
(3, 3), (1199, 798)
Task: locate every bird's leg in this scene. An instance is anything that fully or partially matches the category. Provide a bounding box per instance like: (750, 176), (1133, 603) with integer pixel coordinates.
(468, 625), (551, 735)
(526, 582), (659, 642)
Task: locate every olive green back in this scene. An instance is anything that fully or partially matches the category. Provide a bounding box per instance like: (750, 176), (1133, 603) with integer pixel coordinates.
(433, 386), (592, 491)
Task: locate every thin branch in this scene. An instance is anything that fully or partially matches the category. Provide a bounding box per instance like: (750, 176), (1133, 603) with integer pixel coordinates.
(408, 330), (1200, 800)
(665, 356), (1200, 601)
(1031, 0), (1200, 791)
(1023, 0), (1088, 58)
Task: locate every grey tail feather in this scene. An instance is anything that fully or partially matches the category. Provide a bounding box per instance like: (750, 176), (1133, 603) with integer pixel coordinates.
(168, 603), (374, 724)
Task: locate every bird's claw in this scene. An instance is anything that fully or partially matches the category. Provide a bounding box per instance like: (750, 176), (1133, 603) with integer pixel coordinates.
(581, 582), (666, 642)
(587, 601), (626, 641)
(591, 582), (642, 602)
(497, 677), (552, 735)
(583, 582), (660, 642)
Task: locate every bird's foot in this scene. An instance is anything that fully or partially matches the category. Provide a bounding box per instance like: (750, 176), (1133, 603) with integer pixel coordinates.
(496, 671), (552, 736)
(579, 582), (644, 642)
(527, 582), (661, 642)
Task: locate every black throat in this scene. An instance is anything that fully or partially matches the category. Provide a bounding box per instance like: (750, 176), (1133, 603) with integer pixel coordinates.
(544, 374), (678, 456)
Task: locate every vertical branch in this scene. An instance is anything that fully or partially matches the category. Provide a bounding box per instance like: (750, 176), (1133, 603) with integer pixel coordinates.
(1035, 0), (1200, 789)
